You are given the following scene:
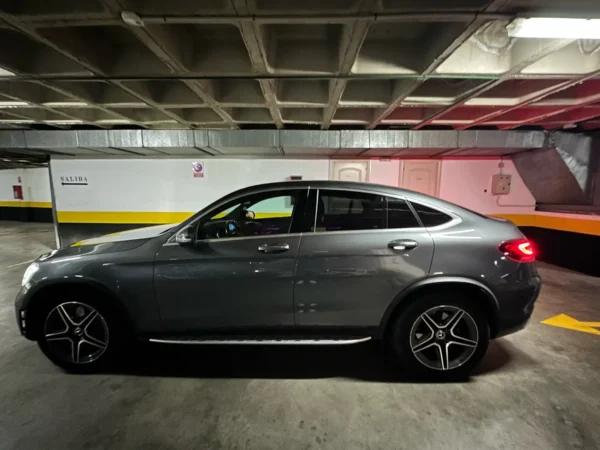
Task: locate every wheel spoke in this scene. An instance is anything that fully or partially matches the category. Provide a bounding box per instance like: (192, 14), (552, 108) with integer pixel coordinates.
(438, 343), (450, 371)
(444, 309), (465, 331)
(82, 333), (107, 350)
(75, 339), (85, 364)
(56, 304), (76, 328)
(46, 329), (69, 340)
(420, 312), (439, 332)
(448, 333), (477, 348)
(78, 310), (98, 329)
(411, 335), (436, 353)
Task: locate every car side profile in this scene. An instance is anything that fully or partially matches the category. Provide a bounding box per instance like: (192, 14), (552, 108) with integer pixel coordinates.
(15, 180), (541, 378)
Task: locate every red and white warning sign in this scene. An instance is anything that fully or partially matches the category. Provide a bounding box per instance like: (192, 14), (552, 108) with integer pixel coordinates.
(192, 161), (204, 178)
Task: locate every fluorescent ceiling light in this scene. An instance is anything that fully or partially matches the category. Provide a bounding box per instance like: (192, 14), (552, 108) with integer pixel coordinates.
(403, 96), (455, 105)
(0, 119), (35, 123)
(95, 119), (132, 124)
(104, 102), (147, 108)
(44, 120), (84, 124)
(43, 102), (90, 107)
(0, 101), (29, 107)
(507, 18), (600, 39)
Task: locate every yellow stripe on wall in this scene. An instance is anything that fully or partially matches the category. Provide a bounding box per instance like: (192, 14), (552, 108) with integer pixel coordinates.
(57, 211), (194, 224)
(57, 211), (292, 224)
(493, 213), (600, 237)
(0, 201), (52, 208)
(53, 210), (600, 236)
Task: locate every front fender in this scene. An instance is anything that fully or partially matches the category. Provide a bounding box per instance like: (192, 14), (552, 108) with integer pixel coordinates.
(16, 276), (137, 340)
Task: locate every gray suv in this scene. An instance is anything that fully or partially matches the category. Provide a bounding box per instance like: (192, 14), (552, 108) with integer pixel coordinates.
(15, 181), (541, 379)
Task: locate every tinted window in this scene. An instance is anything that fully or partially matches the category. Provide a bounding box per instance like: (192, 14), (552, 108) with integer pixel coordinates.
(315, 190), (385, 232)
(412, 203), (453, 227)
(387, 197), (420, 229)
(198, 191), (299, 239)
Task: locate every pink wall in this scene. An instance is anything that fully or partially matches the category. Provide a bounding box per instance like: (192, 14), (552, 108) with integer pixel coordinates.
(438, 159), (536, 215)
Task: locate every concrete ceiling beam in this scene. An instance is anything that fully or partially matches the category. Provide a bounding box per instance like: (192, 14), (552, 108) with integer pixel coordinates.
(97, 0), (238, 129)
(322, 0), (378, 129)
(232, 0), (283, 129)
(411, 37), (576, 130)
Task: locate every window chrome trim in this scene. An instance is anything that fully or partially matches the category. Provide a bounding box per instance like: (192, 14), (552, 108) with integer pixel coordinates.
(163, 232), (305, 246)
(167, 185), (462, 244)
(406, 198), (463, 232)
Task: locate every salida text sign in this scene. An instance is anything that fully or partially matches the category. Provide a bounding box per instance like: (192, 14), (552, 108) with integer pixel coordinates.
(60, 176), (88, 186)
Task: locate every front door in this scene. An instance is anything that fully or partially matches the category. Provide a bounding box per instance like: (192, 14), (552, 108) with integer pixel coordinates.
(154, 188), (307, 333)
(294, 189), (434, 328)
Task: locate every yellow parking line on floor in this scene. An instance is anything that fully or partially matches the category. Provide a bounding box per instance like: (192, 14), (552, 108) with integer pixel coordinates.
(541, 314), (600, 336)
(2, 259), (35, 270)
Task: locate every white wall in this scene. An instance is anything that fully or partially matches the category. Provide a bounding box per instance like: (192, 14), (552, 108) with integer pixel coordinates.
(51, 159), (329, 212)
(438, 159), (536, 214)
(0, 168), (50, 203)
(50, 158), (536, 216)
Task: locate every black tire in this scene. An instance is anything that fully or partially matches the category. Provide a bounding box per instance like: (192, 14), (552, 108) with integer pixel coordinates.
(36, 293), (127, 373)
(388, 293), (490, 380)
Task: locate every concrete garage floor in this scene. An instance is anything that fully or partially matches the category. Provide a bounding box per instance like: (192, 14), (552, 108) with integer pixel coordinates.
(1, 223), (599, 450)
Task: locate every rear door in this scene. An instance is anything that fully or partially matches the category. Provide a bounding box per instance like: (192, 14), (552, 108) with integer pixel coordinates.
(294, 188), (434, 328)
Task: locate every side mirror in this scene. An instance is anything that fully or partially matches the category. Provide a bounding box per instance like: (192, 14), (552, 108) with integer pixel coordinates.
(175, 226), (195, 245)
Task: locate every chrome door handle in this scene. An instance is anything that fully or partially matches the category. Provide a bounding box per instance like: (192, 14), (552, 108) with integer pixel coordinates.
(258, 243), (290, 253)
(388, 239), (418, 251)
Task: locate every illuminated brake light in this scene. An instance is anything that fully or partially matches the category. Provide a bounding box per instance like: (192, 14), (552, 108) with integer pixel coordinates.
(498, 239), (536, 263)
(518, 242), (533, 255)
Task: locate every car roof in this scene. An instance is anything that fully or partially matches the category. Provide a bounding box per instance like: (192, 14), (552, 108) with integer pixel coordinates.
(225, 180), (464, 213)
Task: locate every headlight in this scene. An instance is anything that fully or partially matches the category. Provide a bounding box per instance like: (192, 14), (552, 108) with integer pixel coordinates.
(22, 263), (39, 286)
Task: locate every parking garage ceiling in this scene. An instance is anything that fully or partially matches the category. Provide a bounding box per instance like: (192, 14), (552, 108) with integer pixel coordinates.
(0, 0), (596, 134)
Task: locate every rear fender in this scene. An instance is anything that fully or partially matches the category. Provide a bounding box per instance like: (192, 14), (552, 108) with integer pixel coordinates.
(376, 276), (500, 338)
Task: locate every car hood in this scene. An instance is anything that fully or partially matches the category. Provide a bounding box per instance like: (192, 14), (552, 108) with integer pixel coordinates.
(36, 223), (178, 261)
(70, 223), (177, 247)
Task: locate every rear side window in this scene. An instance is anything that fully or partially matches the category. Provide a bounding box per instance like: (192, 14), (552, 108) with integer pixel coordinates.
(412, 202), (453, 227)
(387, 197), (420, 229)
(311, 190), (421, 232)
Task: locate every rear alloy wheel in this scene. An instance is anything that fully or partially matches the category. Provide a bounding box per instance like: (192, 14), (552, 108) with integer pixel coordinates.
(410, 306), (478, 371)
(38, 300), (118, 372)
(390, 294), (489, 379)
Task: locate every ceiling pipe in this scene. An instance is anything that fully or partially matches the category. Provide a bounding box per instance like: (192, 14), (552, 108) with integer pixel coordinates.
(133, 12), (512, 25)
(0, 74), (500, 82)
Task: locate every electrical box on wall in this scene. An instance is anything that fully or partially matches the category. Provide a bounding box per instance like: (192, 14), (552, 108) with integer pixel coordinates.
(491, 174), (512, 195)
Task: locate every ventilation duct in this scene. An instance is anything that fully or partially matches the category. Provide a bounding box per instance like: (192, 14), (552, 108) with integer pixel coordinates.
(512, 132), (593, 205)
(0, 129), (548, 158)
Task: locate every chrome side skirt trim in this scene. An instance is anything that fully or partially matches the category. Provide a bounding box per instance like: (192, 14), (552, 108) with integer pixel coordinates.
(149, 337), (372, 345)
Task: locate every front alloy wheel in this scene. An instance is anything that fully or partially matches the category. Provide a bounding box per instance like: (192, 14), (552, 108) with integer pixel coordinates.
(37, 298), (122, 372)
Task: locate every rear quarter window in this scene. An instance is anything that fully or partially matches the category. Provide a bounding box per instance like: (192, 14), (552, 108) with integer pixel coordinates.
(412, 203), (453, 227)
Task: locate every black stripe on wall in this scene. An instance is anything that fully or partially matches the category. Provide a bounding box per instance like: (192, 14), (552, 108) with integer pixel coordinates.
(0, 207), (53, 223)
(520, 226), (600, 277)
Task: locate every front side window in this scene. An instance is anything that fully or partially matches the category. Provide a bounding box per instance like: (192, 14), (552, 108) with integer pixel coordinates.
(197, 190), (300, 240)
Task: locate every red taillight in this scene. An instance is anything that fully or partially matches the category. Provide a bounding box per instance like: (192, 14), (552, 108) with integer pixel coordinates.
(498, 239), (536, 263)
